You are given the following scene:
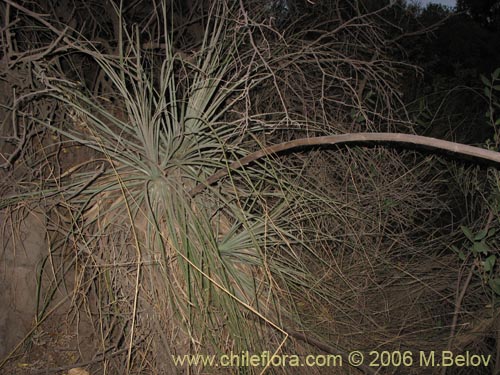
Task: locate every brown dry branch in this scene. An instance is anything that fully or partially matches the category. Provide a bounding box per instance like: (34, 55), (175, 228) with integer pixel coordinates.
(191, 132), (500, 197)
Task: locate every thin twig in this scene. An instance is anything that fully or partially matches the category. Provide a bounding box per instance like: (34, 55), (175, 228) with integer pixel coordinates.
(441, 262), (476, 375)
(31, 347), (128, 374)
(66, 163), (106, 200)
(3, 0), (67, 37)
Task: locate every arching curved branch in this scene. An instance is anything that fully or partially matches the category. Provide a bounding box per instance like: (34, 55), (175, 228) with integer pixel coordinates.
(190, 133), (500, 197)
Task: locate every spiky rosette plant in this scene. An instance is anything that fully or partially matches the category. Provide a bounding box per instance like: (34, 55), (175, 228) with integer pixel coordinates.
(20, 2), (344, 373)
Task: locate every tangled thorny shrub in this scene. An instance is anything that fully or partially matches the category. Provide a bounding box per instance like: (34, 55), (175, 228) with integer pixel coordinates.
(1, 1), (498, 374)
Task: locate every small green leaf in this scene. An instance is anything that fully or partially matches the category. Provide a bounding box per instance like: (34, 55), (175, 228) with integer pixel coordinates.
(493, 85), (500, 91)
(485, 87), (491, 97)
(472, 241), (490, 255)
(493, 67), (500, 80)
(489, 278), (500, 295)
(484, 255), (496, 272)
(487, 228), (497, 237)
(481, 74), (491, 87)
(495, 118), (500, 126)
(461, 225), (474, 241)
(474, 229), (488, 241)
